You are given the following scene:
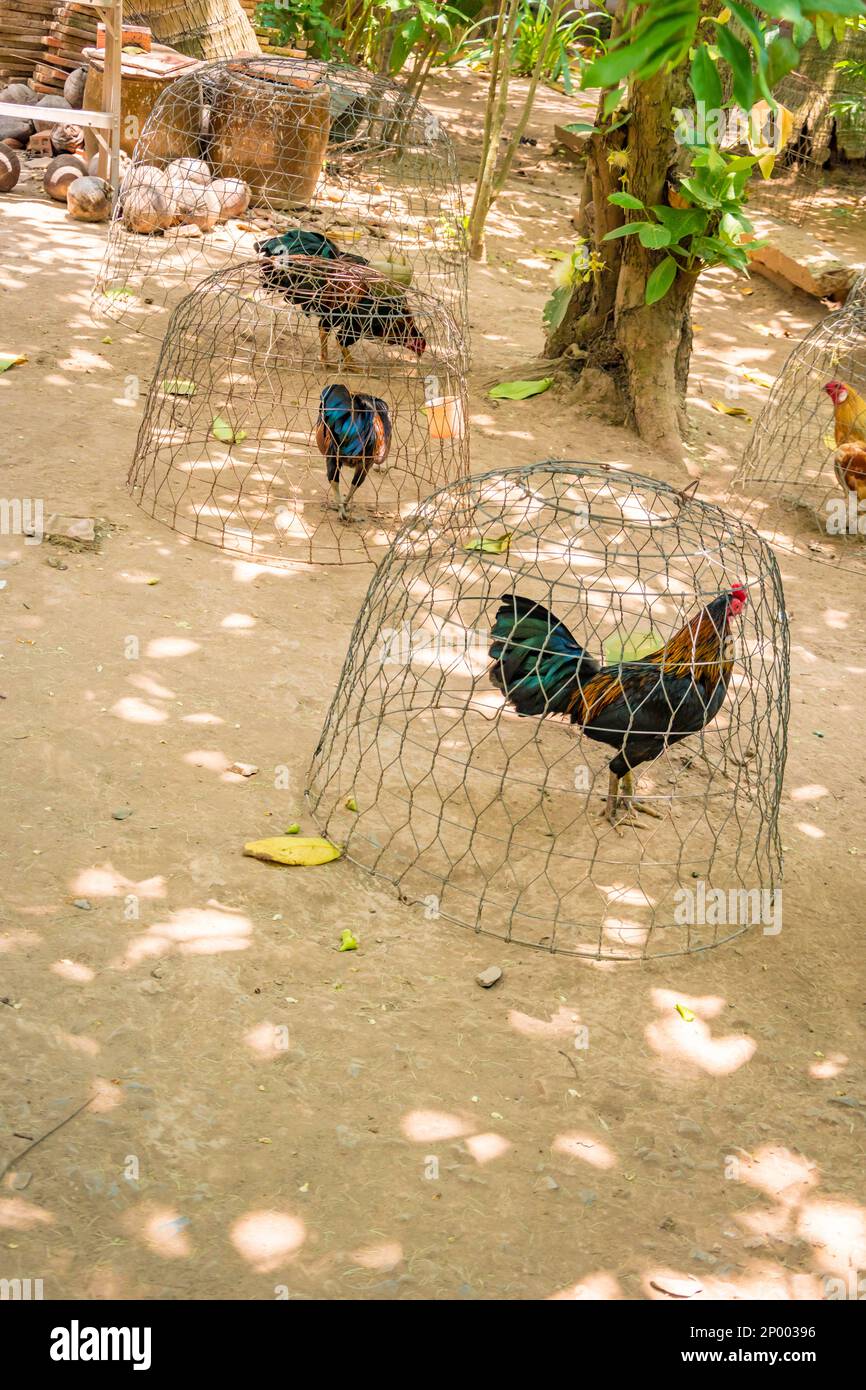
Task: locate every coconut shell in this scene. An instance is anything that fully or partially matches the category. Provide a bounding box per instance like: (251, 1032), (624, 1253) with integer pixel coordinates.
(35, 95), (72, 134)
(124, 164), (170, 193)
(0, 146), (20, 193)
(87, 150), (131, 179)
(63, 68), (88, 110)
(168, 157), (211, 186)
(67, 176), (111, 222)
(122, 183), (174, 234)
(44, 154), (88, 201)
(170, 181), (221, 232)
(210, 176), (250, 221)
(0, 84), (32, 105)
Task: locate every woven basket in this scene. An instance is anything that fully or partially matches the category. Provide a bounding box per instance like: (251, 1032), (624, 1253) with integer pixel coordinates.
(136, 0), (260, 62)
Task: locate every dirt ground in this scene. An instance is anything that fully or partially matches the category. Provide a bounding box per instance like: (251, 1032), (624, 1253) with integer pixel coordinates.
(1, 69), (865, 1302)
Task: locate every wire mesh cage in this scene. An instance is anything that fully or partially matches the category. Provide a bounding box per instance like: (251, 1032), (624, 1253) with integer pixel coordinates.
(93, 55), (468, 340)
(746, 72), (832, 226)
(734, 305), (866, 544)
(306, 462), (789, 961)
(128, 257), (469, 566)
(847, 269), (866, 310)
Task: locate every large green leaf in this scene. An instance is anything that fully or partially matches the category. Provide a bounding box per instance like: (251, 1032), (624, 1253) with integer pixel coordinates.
(689, 43), (723, 111)
(602, 221), (651, 240)
(715, 25), (755, 111)
(651, 205), (708, 237)
(638, 223), (673, 249)
(645, 256), (678, 305)
(609, 191), (645, 210)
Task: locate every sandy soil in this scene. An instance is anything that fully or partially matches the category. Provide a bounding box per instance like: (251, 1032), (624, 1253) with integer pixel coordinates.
(1, 68), (865, 1302)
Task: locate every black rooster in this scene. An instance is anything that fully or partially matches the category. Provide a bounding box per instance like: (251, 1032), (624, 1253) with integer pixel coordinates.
(256, 228), (426, 368)
(316, 384), (392, 520)
(489, 586), (748, 828)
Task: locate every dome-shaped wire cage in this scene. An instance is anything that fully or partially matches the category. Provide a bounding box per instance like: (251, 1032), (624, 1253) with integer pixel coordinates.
(93, 56), (468, 340)
(733, 305), (866, 545)
(128, 257), (469, 566)
(306, 462), (789, 961)
(847, 269), (866, 310)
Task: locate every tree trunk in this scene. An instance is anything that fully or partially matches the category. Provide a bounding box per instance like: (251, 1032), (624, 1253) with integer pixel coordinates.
(545, 69), (698, 465)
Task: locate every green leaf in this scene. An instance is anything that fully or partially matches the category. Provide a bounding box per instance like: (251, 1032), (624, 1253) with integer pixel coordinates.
(543, 284), (572, 331)
(651, 205), (708, 237)
(689, 44), (722, 111)
(603, 86), (625, 117)
(604, 628), (664, 663)
(645, 256), (678, 306)
(602, 221), (649, 240)
(162, 378), (196, 396)
(464, 532), (512, 554)
(638, 223), (673, 249)
(609, 191), (645, 210)
(0, 353), (26, 373)
(212, 414), (247, 444)
(715, 26), (754, 112)
(489, 378), (553, 400)
(766, 35), (800, 88)
(563, 121), (596, 134)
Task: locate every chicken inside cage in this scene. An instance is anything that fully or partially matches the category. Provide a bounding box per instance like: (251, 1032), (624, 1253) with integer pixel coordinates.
(128, 259), (468, 566)
(734, 305), (866, 546)
(307, 463), (789, 961)
(93, 56), (468, 342)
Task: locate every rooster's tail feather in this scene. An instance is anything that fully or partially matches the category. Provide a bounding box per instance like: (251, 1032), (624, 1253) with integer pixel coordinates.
(489, 593), (599, 718)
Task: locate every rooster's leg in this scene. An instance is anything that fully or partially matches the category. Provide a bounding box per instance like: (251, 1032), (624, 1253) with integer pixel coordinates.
(319, 327), (330, 367)
(603, 771), (621, 825)
(602, 770), (664, 830)
(619, 770), (664, 820)
(329, 473), (346, 520)
(339, 343), (358, 372)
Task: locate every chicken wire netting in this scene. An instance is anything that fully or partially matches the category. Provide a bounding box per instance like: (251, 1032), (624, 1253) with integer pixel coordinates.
(93, 55), (468, 340)
(733, 305), (866, 548)
(746, 72), (832, 227)
(306, 462), (789, 961)
(128, 257), (468, 566)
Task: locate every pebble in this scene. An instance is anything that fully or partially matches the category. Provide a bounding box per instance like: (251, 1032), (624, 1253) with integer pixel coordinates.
(111, 808), (132, 820)
(72, 898), (92, 911)
(476, 966), (502, 988)
(650, 1274), (703, 1299)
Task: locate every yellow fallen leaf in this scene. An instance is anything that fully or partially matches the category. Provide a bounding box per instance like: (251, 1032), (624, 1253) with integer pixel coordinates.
(676, 1003), (696, 1022)
(0, 353), (27, 373)
(243, 835), (341, 866)
(339, 929), (359, 952)
(710, 400), (752, 421)
(740, 369), (773, 389)
(738, 286), (755, 296)
(285, 822), (301, 834)
(464, 532), (512, 554)
(345, 796), (358, 812)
